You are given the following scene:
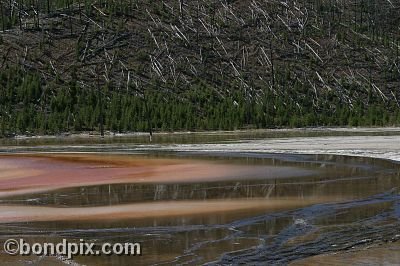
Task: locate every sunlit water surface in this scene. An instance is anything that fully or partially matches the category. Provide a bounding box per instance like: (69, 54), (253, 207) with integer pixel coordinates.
(0, 132), (400, 265)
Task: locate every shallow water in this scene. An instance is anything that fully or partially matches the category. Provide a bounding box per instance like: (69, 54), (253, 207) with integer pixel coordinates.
(0, 136), (400, 265)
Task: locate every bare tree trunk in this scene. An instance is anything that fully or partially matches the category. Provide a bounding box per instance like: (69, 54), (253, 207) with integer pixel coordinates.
(196, 0), (199, 42)
(99, 93), (104, 137)
(96, 68), (104, 137)
(78, 0), (82, 21)
(68, 0), (73, 35)
(1, 1), (5, 31)
(35, 0), (40, 29)
(99, 94), (104, 137)
(18, 0), (22, 30)
(179, 0), (183, 17)
(270, 38), (275, 89)
(143, 89), (152, 142)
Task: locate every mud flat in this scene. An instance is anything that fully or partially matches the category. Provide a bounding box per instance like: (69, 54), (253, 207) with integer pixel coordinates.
(3, 128), (399, 161)
(290, 242), (400, 265)
(138, 134), (400, 162)
(0, 129), (400, 265)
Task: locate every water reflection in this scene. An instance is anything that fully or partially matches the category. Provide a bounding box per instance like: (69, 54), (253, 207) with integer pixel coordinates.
(0, 152), (399, 265)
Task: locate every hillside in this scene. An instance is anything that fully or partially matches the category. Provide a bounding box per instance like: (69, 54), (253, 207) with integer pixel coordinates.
(0, 0), (400, 136)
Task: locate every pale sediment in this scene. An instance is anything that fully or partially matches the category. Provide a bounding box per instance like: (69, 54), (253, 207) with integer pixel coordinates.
(290, 242), (400, 266)
(0, 154), (314, 198)
(0, 197), (336, 223)
(139, 135), (400, 162)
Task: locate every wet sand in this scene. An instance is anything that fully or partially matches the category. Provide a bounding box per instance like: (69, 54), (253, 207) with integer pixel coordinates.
(290, 242), (400, 265)
(0, 254), (67, 266)
(3, 128), (400, 162)
(0, 154), (315, 198)
(133, 134), (400, 162)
